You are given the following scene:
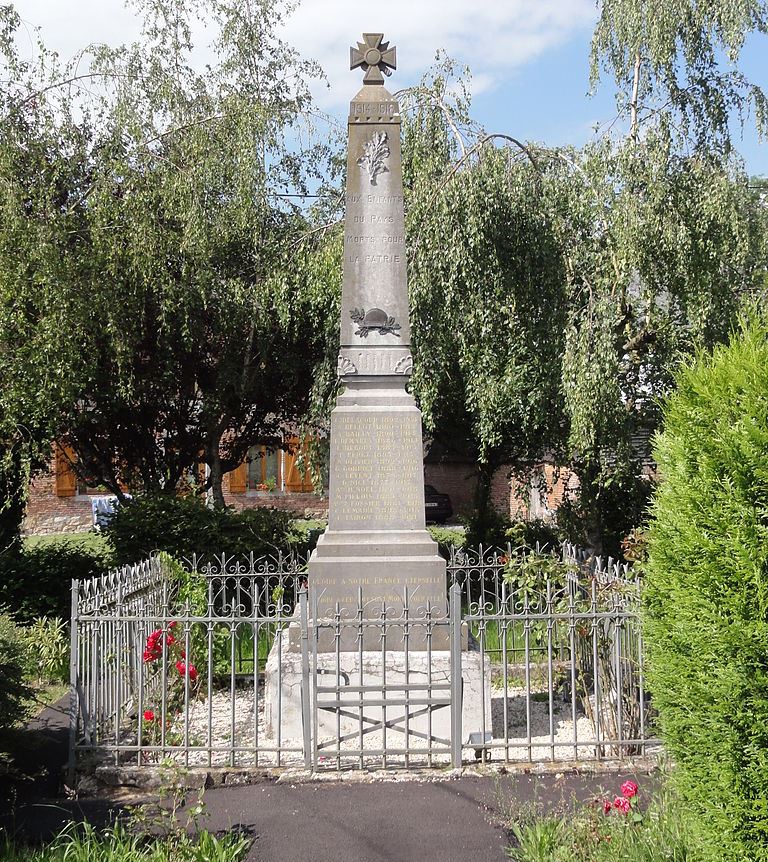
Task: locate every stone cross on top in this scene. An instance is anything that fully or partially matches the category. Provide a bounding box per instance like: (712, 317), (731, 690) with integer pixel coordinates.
(350, 33), (396, 84)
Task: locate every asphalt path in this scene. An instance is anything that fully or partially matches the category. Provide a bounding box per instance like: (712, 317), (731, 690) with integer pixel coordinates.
(199, 770), (651, 862)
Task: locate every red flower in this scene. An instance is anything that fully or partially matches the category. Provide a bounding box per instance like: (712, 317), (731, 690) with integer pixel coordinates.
(143, 646), (161, 662)
(614, 796), (631, 815)
(143, 710), (155, 722)
(175, 660), (198, 682)
(602, 799), (612, 815)
(621, 780), (638, 799)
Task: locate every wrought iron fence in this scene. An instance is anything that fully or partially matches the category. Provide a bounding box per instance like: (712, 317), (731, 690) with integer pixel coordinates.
(69, 543), (657, 776)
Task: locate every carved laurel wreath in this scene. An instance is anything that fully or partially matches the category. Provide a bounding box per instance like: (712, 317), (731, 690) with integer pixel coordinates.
(350, 307), (401, 338)
(357, 132), (390, 185)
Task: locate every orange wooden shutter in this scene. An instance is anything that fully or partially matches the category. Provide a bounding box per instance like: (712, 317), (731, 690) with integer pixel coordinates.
(54, 444), (78, 497)
(229, 461), (247, 494)
(283, 438), (313, 492)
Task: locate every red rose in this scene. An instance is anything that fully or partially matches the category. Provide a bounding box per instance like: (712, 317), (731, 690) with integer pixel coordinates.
(143, 710), (155, 722)
(614, 796), (631, 815)
(175, 661), (198, 682)
(143, 647), (160, 662)
(602, 799), (612, 815)
(621, 780), (638, 799)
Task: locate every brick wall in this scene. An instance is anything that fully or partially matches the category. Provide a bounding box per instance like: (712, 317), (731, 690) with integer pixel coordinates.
(423, 463), (477, 519)
(23, 469), (93, 535)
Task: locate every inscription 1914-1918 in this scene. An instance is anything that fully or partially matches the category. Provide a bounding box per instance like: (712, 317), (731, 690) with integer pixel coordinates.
(350, 101), (397, 117)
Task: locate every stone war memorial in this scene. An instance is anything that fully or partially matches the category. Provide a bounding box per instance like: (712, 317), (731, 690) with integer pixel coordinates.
(66, 32), (655, 776)
(265, 33), (489, 753)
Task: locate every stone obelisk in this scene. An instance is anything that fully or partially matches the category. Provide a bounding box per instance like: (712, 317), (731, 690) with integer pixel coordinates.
(309, 33), (446, 625)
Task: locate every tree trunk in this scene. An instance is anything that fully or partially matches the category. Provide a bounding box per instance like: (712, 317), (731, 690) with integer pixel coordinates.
(579, 457), (604, 556)
(629, 50), (642, 144)
(205, 433), (226, 510)
(471, 460), (502, 547)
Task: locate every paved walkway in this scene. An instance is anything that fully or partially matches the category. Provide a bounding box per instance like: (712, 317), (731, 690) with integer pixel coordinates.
(2, 699), (654, 862)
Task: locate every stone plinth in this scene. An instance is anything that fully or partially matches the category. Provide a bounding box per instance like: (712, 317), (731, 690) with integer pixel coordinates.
(264, 624), (491, 753)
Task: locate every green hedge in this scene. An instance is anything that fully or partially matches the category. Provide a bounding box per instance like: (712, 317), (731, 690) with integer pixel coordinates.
(645, 315), (768, 861)
(0, 612), (33, 732)
(0, 534), (115, 621)
(102, 494), (303, 565)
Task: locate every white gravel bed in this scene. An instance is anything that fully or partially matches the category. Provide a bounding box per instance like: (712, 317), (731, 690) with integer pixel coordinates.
(127, 681), (635, 768)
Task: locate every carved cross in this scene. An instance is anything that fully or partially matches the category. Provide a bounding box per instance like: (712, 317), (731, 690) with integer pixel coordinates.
(350, 33), (397, 85)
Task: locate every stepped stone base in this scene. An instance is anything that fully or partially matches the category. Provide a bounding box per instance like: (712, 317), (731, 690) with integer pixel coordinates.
(264, 627), (491, 750)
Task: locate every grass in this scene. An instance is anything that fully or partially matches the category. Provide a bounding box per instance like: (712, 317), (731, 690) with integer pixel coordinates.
(0, 822), (250, 862)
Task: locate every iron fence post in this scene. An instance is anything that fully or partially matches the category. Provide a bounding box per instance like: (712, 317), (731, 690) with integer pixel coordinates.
(67, 578), (79, 788)
(450, 582), (462, 768)
(299, 587), (312, 771)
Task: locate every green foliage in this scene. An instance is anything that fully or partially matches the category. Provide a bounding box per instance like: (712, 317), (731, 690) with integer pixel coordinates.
(0, 534), (115, 621)
(504, 520), (561, 554)
(23, 617), (69, 684)
(427, 525), (466, 556)
(0, 613), (33, 732)
(502, 549), (569, 604)
(0, 821), (250, 862)
(555, 472), (654, 560)
(405, 67), (568, 473)
(644, 313), (768, 861)
(506, 779), (698, 862)
(508, 817), (564, 861)
(287, 519), (327, 553)
(590, 0), (768, 151)
(461, 506), (511, 550)
(103, 494), (297, 564)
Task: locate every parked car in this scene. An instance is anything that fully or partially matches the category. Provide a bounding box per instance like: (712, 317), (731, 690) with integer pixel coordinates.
(424, 484), (453, 524)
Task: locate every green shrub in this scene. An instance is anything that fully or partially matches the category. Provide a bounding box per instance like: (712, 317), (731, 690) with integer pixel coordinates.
(287, 519), (327, 552)
(24, 617), (69, 684)
(0, 534), (115, 621)
(504, 519), (561, 554)
(644, 315), (768, 861)
(427, 525), (466, 556)
(0, 612), (33, 731)
(103, 494), (298, 565)
(462, 506), (511, 549)
(555, 468), (653, 560)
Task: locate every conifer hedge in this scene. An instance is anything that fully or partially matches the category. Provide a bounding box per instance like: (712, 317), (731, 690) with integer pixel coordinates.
(645, 314), (768, 861)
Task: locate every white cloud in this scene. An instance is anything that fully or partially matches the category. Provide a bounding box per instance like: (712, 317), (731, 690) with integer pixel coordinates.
(284, 0), (597, 105)
(12, 0), (596, 108)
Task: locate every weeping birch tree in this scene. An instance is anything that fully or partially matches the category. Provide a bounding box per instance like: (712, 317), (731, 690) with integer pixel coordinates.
(0, 0), (341, 507)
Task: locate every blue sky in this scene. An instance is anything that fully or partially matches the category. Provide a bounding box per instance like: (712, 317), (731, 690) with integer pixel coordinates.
(11, 0), (767, 176)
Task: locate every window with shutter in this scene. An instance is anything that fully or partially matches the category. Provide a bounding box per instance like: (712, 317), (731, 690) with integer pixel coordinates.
(229, 461), (248, 494)
(283, 437), (313, 493)
(54, 444), (78, 497)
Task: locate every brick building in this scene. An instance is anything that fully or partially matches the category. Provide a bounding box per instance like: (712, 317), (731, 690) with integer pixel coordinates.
(23, 438), (578, 535)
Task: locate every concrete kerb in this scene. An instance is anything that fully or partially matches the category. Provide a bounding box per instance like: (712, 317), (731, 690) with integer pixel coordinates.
(83, 755), (661, 797)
